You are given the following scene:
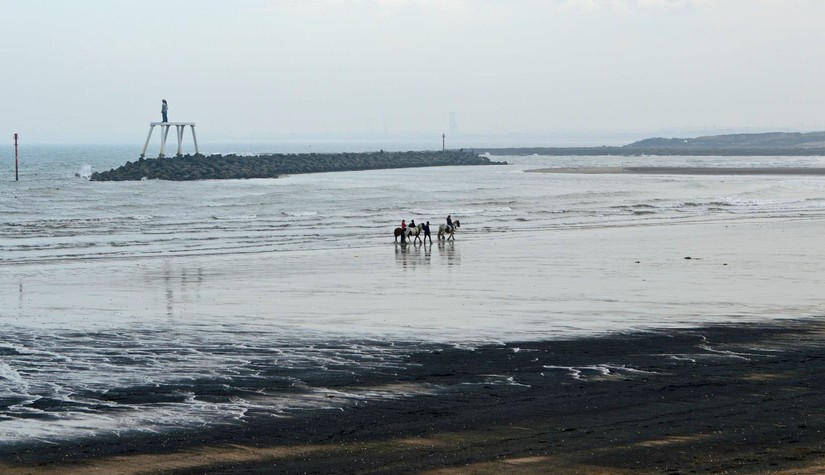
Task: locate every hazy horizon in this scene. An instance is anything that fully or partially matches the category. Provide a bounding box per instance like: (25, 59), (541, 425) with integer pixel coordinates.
(6, 126), (817, 151)
(1, 1), (824, 146)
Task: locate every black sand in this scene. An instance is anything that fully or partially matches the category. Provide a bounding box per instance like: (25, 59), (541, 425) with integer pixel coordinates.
(4, 319), (825, 474)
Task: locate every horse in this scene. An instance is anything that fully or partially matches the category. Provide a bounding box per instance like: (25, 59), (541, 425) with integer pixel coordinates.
(394, 227), (408, 243)
(394, 224), (423, 243)
(406, 224), (424, 244)
(438, 219), (460, 241)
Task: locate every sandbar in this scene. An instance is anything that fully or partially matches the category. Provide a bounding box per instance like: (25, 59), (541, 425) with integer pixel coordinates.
(529, 166), (825, 175)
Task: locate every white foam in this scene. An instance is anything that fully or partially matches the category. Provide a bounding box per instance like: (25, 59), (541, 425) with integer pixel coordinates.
(543, 364), (661, 381)
(0, 381), (437, 443)
(0, 361), (29, 394)
(695, 344), (754, 360)
(0, 324), (435, 443)
(281, 211), (319, 217)
(75, 164), (92, 180)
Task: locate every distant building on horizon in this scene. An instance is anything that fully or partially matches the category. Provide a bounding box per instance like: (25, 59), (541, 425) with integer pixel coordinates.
(449, 112), (459, 136)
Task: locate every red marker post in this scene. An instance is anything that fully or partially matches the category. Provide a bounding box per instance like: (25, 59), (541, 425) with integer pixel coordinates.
(14, 133), (19, 181)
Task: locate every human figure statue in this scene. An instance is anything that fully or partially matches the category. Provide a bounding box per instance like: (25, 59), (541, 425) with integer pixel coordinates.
(161, 99), (169, 123)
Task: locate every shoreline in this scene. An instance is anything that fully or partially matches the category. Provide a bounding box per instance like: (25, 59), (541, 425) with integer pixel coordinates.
(4, 319), (825, 474)
(528, 166), (825, 175)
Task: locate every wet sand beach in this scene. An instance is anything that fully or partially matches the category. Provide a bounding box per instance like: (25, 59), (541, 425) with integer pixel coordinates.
(3, 217), (825, 473)
(3, 319), (825, 474)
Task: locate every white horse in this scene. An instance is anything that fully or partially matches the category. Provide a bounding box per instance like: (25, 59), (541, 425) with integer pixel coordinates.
(394, 224), (423, 243)
(438, 220), (460, 241)
(405, 224), (423, 243)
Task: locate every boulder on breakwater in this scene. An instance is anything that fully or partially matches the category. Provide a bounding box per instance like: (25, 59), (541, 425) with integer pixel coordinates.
(90, 150), (506, 181)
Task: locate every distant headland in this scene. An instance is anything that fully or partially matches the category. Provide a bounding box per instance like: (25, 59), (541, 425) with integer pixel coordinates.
(477, 131), (825, 156)
(90, 150), (505, 181)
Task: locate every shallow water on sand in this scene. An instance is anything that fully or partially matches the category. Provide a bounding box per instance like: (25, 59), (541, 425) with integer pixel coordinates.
(3, 146), (825, 443)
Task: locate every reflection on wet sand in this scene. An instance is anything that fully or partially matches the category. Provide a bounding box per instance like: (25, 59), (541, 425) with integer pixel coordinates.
(395, 242), (431, 268)
(154, 262), (206, 318)
(437, 241), (460, 265)
(395, 241), (460, 268)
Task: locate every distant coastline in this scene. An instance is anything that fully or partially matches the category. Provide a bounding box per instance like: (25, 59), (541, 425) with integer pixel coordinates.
(477, 131), (825, 156)
(90, 150), (505, 181)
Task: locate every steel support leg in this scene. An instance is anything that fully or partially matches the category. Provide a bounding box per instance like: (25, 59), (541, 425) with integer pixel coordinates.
(176, 125), (184, 157)
(190, 125), (200, 155)
(140, 125), (155, 159)
(159, 125), (171, 158)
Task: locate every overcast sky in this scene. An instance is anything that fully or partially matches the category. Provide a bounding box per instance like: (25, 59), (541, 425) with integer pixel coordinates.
(0, 0), (823, 145)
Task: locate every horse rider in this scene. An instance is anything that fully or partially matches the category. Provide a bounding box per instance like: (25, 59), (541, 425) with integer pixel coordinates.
(446, 215), (453, 232)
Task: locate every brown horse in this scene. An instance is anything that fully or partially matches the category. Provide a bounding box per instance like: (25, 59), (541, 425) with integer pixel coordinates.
(394, 227), (406, 243)
(438, 220), (460, 241)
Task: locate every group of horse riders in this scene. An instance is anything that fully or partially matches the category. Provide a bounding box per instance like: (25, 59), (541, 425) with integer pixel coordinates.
(397, 215), (458, 244)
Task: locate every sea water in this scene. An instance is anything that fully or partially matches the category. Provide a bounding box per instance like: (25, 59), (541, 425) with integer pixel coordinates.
(2, 144), (825, 443)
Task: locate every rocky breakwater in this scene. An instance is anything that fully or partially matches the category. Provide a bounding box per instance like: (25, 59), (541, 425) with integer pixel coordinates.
(90, 150), (506, 181)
